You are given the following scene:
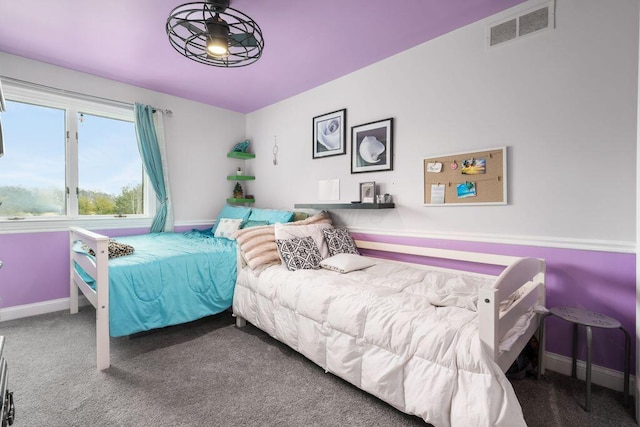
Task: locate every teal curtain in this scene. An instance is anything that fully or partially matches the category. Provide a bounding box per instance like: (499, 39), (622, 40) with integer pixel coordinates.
(134, 103), (167, 232)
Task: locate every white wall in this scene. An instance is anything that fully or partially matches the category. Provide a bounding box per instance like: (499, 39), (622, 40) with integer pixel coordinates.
(0, 52), (246, 224)
(246, 0), (638, 245)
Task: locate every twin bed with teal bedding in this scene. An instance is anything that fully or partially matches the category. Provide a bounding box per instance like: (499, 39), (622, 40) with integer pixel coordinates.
(69, 227), (238, 370)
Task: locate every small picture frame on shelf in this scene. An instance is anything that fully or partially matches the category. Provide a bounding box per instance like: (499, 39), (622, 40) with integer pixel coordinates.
(359, 182), (376, 203)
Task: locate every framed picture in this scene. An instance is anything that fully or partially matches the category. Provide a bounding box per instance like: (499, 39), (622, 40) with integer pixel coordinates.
(351, 118), (393, 173)
(359, 181), (376, 203)
(312, 108), (346, 159)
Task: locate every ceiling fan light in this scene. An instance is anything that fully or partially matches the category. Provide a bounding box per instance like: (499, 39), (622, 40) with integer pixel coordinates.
(207, 37), (229, 57)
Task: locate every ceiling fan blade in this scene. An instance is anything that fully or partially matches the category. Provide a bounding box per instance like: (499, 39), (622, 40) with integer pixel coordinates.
(229, 32), (259, 47)
(176, 19), (204, 35)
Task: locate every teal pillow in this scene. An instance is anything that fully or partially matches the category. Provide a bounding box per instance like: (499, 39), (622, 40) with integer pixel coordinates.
(241, 220), (270, 229)
(247, 208), (294, 225)
(212, 205), (252, 234)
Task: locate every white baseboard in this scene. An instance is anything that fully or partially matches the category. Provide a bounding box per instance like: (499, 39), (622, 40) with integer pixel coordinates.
(0, 296), (90, 322)
(0, 299), (633, 395)
(544, 351), (635, 394)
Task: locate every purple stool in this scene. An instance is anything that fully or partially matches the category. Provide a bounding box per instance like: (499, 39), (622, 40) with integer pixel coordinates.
(547, 307), (630, 412)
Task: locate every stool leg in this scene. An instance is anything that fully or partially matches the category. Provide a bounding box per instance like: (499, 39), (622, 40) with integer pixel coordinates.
(585, 325), (592, 412)
(620, 327), (630, 407)
(572, 323), (578, 378)
(537, 313), (548, 380)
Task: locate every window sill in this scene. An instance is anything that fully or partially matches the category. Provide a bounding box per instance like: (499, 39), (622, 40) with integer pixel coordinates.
(0, 216), (154, 234)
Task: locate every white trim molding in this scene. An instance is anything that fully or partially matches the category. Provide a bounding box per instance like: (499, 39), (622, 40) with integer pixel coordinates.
(1, 296), (633, 396)
(348, 227), (635, 254)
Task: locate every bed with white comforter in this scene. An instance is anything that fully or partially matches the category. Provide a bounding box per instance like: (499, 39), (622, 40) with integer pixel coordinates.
(233, 242), (545, 427)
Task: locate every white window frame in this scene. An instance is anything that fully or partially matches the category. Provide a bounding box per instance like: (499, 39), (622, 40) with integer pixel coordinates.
(0, 83), (156, 233)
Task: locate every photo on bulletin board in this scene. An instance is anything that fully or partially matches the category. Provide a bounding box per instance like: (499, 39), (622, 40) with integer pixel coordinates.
(423, 147), (507, 206)
(461, 158), (486, 175)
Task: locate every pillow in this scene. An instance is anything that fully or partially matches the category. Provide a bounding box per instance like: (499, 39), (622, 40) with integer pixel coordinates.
(234, 224), (280, 274)
(322, 228), (359, 256)
(292, 211), (310, 222)
(82, 239), (134, 259)
(295, 210), (332, 226)
(212, 205), (252, 234)
(241, 220), (270, 229)
(320, 253), (375, 273)
(274, 222), (333, 259)
(276, 236), (322, 271)
(247, 208), (294, 225)
(214, 218), (243, 239)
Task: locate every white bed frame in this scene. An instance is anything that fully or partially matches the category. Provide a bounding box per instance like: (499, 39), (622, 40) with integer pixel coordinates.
(354, 240), (546, 372)
(72, 225), (545, 373)
(236, 239), (546, 373)
(69, 226), (111, 370)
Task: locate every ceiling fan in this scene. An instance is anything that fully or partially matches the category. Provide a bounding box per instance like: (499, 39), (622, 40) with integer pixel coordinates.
(166, 0), (264, 68)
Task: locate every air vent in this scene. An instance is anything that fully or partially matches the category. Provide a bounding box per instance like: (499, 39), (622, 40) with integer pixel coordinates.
(488, 1), (555, 47)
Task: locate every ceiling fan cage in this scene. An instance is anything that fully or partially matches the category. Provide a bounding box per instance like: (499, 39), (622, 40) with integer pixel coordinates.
(166, 1), (264, 67)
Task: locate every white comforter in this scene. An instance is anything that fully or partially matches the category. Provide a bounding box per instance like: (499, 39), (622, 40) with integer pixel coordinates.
(232, 260), (526, 427)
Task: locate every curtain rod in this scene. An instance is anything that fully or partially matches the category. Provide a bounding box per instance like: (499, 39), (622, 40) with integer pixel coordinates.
(0, 76), (173, 116)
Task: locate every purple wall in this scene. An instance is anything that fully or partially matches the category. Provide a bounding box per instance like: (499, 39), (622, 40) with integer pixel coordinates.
(0, 228), (635, 374)
(352, 233), (636, 374)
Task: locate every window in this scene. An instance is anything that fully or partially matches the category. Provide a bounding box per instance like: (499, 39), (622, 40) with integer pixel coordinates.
(0, 83), (152, 223)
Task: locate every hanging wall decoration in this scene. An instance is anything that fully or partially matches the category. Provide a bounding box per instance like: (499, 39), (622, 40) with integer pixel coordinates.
(312, 109), (346, 159)
(351, 118), (394, 174)
(423, 147), (507, 206)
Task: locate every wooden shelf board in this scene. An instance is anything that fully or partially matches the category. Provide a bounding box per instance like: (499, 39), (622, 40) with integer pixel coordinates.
(294, 203), (395, 210)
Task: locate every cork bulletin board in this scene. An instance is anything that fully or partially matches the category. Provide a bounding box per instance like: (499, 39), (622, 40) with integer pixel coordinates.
(423, 147), (507, 205)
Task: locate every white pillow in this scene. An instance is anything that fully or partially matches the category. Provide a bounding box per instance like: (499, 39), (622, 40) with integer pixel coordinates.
(274, 222), (333, 259)
(320, 253), (375, 273)
(214, 218), (243, 240)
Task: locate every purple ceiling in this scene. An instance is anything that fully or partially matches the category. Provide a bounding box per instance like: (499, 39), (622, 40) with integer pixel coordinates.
(0, 0), (525, 113)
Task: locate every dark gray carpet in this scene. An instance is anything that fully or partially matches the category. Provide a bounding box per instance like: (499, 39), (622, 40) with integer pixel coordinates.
(0, 309), (635, 426)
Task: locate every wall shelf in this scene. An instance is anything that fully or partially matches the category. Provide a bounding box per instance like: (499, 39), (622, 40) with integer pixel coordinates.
(227, 149), (255, 205)
(227, 197), (255, 204)
(227, 152), (255, 160)
(227, 175), (255, 181)
(294, 203), (395, 210)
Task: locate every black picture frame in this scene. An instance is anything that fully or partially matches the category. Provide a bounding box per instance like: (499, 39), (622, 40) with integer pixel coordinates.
(312, 108), (346, 159)
(351, 118), (393, 173)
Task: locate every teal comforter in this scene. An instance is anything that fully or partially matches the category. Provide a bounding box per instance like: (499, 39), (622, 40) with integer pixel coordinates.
(76, 231), (237, 337)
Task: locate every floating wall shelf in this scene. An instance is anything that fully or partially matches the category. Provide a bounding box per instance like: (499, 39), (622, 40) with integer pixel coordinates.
(227, 175), (255, 181)
(227, 152), (255, 159)
(227, 197), (255, 204)
(294, 203), (395, 210)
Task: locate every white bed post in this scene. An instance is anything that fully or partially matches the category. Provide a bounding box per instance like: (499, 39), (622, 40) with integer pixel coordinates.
(69, 231), (79, 315)
(95, 238), (110, 370)
(234, 242), (247, 328)
(478, 288), (499, 362)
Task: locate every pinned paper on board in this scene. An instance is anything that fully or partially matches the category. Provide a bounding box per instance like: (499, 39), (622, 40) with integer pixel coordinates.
(426, 162), (443, 173)
(431, 184), (445, 204)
